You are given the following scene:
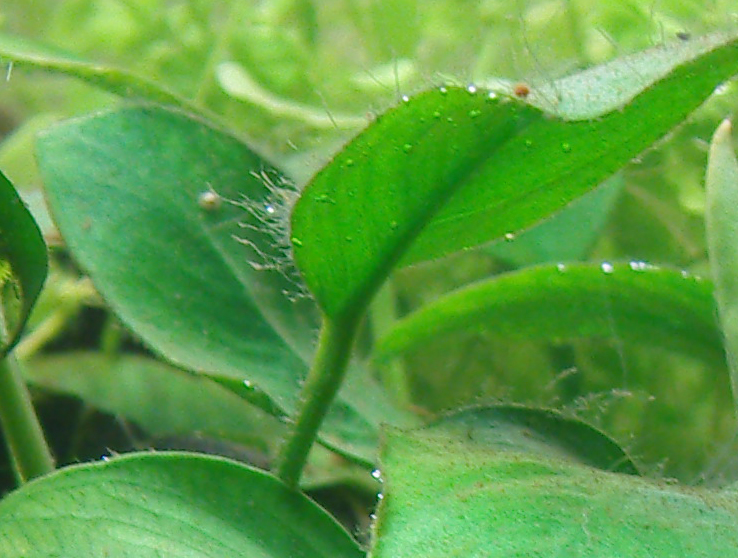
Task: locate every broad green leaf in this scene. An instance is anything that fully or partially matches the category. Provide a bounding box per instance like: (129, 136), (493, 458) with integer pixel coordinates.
(371, 409), (738, 557)
(0, 452), (364, 558)
(0, 32), (195, 111)
(291, 31), (738, 317)
(24, 353), (281, 450)
(706, 119), (738, 402)
(421, 405), (639, 474)
(37, 106), (415, 467)
(375, 263), (723, 366)
(0, 170), (47, 355)
(486, 177), (623, 267)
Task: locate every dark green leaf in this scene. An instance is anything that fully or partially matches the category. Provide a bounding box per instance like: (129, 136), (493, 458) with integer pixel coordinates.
(291, 31), (738, 317)
(0, 170), (47, 355)
(37, 106), (415, 466)
(375, 263), (723, 366)
(24, 353), (282, 449)
(423, 404), (638, 473)
(0, 452), (364, 558)
(371, 409), (738, 557)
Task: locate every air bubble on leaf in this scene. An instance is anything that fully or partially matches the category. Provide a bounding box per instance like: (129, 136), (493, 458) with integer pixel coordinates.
(371, 468), (382, 480)
(377, 492), (384, 500)
(401, 94), (410, 103)
(561, 142), (572, 153)
(439, 86), (448, 95)
(629, 260), (655, 272)
(345, 158), (354, 167)
(714, 83), (730, 95)
(469, 109), (481, 118)
(433, 110), (442, 119)
(264, 204), (276, 214)
(390, 220), (398, 230)
(556, 263), (567, 272)
(601, 262), (614, 274)
(402, 143), (413, 153)
(487, 91), (497, 100)
(467, 84), (478, 94)
(504, 232), (515, 241)
(198, 190), (222, 211)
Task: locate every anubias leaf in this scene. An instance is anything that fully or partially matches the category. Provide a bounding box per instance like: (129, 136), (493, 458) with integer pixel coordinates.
(375, 263), (723, 367)
(371, 407), (738, 557)
(291, 31), (738, 318)
(0, 170), (47, 355)
(0, 452), (364, 558)
(37, 106), (416, 467)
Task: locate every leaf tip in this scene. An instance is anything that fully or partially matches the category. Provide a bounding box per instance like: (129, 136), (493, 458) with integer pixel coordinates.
(714, 118), (733, 144)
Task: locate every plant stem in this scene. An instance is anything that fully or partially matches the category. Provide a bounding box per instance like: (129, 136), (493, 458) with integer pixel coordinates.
(0, 356), (54, 483)
(276, 314), (359, 488)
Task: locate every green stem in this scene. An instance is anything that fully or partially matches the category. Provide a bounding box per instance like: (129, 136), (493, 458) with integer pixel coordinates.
(0, 356), (54, 483)
(276, 314), (359, 488)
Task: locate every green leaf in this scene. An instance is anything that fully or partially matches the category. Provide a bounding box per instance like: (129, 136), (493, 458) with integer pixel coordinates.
(0, 170), (47, 355)
(37, 106), (414, 467)
(422, 405), (639, 473)
(0, 32), (196, 111)
(291, 31), (738, 318)
(375, 263), (723, 366)
(0, 452), (364, 558)
(371, 409), (738, 557)
(706, 119), (738, 403)
(24, 353), (282, 449)
(486, 177), (623, 267)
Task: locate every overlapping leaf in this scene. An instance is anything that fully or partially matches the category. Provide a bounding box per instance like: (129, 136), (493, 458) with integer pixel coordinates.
(0, 170), (47, 355)
(291, 31), (738, 317)
(375, 263), (723, 366)
(37, 106), (415, 467)
(0, 452), (364, 558)
(371, 407), (738, 557)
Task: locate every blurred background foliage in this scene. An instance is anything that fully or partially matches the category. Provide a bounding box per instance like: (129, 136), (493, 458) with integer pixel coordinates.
(1, 0), (738, 499)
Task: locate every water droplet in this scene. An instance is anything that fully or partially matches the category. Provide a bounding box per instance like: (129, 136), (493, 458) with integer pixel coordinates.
(524, 139), (533, 148)
(243, 379), (253, 388)
(628, 260), (654, 272)
(432, 110), (442, 119)
(345, 158), (355, 167)
(101, 455), (110, 462)
(714, 83), (729, 96)
(446, 117), (454, 123)
(371, 469), (382, 480)
(291, 237), (303, 247)
(561, 142), (572, 153)
(601, 262), (614, 274)
(487, 91), (498, 100)
(377, 492), (384, 500)
(265, 204), (276, 214)
(402, 143), (413, 153)
(401, 94), (410, 103)
(198, 190), (221, 211)
(467, 84), (478, 94)
(345, 236), (353, 242)
(390, 220), (398, 230)
(556, 263), (567, 273)
(469, 109), (481, 119)
(504, 232), (515, 241)
(439, 86), (448, 95)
